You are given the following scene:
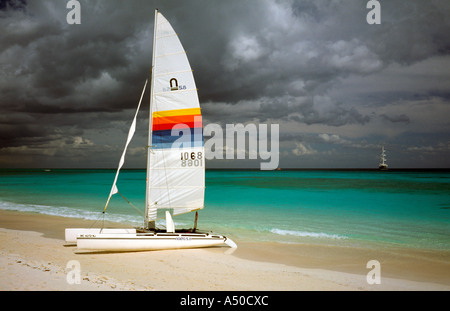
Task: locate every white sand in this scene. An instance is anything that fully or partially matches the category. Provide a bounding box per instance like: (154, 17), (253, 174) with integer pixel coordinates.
(1, 210), (449, 291)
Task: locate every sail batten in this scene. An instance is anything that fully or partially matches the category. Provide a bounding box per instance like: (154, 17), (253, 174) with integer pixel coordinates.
(145, 11), (204, 224)
(154, 89), (198, 96)
(156, 51), (186, 58)
(155, 70), (193, 77)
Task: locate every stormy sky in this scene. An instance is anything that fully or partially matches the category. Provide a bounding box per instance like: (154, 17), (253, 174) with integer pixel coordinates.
(1, 0), (449, 169)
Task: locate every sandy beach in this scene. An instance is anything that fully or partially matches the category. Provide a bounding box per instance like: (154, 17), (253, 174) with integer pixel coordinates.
(0, 209), (449, 291)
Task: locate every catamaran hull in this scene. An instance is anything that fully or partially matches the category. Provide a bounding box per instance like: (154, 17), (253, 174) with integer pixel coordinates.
(65, 228), (137, 245)
(76, 232), (228, 252)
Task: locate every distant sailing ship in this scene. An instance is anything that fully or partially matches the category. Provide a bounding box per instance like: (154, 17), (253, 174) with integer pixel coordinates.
(379, 146), (388, 170)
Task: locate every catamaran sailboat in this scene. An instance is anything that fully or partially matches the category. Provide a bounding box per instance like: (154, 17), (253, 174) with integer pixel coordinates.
(65, 10), (236, 252)
(379, 146), (388, 170)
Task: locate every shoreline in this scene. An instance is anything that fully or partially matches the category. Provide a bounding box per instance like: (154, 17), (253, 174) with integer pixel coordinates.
(1, 209), (449, 290)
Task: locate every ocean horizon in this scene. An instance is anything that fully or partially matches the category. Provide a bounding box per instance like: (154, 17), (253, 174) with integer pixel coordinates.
(1, 168), (449, 251)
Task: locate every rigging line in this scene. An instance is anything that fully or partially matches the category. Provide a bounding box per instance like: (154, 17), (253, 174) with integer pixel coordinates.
(117, 191), (145, 216)
(101, 212), (105, 233)
(88, 211), (107, 230)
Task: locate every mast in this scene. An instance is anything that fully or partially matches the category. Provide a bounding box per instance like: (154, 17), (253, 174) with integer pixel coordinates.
(144, 9), (158, 230)
(379, 146), (388, 170)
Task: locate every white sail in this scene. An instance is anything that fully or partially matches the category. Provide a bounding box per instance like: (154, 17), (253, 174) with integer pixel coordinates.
(104, 79), (148, 212)
(379, 146), (388, 170)
(145, 11), (204, 224)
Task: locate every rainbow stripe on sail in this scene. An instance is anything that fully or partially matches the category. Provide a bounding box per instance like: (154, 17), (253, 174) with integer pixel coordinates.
(152, 108), (203, 149)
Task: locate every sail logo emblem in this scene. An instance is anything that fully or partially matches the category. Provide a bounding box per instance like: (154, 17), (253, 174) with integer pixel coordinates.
(163, 78), (187, 92)
(170, 78), (179, 91)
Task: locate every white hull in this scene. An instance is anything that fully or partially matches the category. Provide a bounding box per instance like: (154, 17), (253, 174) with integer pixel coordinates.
(65, 228), (137, 245)
(76, 232), (229, 252)
(379, 164), (388, 170)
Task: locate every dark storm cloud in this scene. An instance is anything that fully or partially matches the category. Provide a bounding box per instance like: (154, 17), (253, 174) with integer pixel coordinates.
(0, 0), (154, 157)
(1, 0), (449, 168)
(3, 0), (449, 111)
(0, 0), (26, 12)
(380, 113), (410, 124)
(1, 1), (152, 113)
(192, 1), (450, 101)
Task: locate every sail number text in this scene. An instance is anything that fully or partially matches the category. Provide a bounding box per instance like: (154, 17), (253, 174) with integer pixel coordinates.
(181, 152), (203, 167)
(162, 85), (187, 92)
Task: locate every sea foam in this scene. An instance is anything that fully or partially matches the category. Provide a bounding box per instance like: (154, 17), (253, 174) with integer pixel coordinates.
(270, 228), (347, 240)
(0, 199), (188, 228)
(0, 200), (140, 225)
(0, 200), (103, 220)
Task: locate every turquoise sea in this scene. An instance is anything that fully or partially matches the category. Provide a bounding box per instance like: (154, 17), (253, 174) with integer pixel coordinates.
(0, 169), (449, 251)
